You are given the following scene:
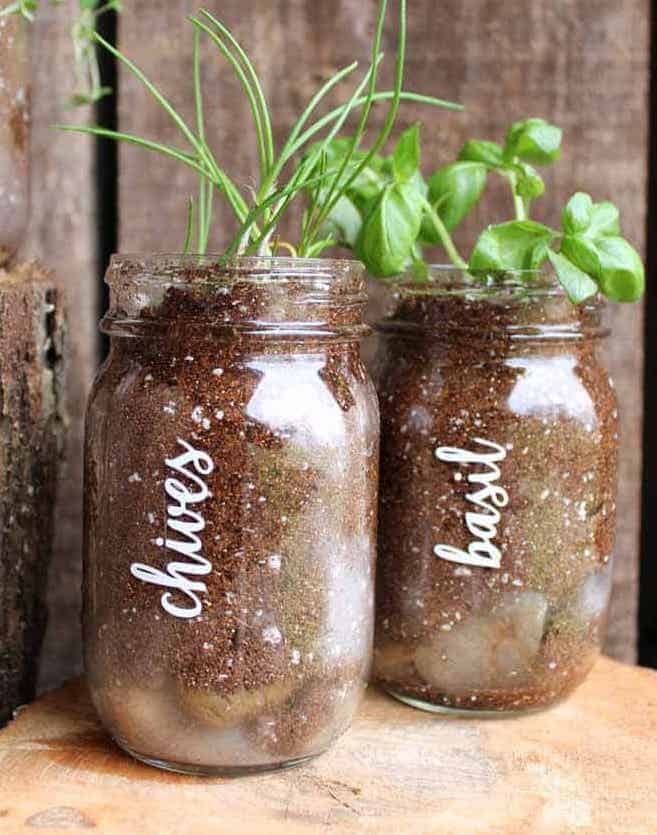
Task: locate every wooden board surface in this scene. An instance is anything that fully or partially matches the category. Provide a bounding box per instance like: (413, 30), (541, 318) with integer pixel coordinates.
(117, 0), (649, 662)
(25, 0), (98, 690)
(0, 658), (655, 834)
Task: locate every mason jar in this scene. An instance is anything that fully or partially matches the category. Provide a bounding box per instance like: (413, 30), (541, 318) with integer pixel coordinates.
(0, 14), (30, 265)
(84, 255), (379, 774)
(372, 268), (618, 714)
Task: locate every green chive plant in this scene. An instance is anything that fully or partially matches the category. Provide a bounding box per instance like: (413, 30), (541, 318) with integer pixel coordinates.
(0, 0), (122, 104)
(56, 1), (461, 257)
(318, 118), (645, 303)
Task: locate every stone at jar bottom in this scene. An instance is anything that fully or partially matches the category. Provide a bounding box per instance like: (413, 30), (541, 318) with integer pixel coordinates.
(372, 276), (618, 713)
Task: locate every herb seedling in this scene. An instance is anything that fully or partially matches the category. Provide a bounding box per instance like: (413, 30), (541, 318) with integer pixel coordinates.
(56, 1), (461, 257)
(0, 0), (122, 104)
(318, 117), (645, 303)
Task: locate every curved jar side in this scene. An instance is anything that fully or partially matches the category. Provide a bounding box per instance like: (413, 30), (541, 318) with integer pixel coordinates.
(373, 275), (618, 714)
(83, 258), (379, 773)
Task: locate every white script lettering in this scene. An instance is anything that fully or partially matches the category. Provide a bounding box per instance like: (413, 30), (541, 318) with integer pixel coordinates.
(131, 438), (215, 619)
(433, 438), (509, 569)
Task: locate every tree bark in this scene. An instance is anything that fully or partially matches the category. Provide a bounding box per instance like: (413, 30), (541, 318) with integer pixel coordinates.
(0, 262), (65, 726)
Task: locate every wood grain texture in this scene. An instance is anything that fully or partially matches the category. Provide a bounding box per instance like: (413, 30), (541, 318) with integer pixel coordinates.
(118, 0), (648, 660)
(25, 0), (97, 690)
(0, 263), (65, 726)
(0, 659), (655, 834)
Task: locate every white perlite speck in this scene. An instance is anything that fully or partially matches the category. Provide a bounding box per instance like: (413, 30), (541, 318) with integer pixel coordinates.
(268, 554), (282, 571)
(128, 472), (142, 483)
(262, 626), (282, 645)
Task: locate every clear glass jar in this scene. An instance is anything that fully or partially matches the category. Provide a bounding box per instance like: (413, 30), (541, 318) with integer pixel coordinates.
(372, 268), (618, 714)
(84, 255), (379, 774)
(0, 15), (30, 265)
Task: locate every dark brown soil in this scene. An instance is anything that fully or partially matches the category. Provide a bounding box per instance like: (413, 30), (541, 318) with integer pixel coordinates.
(84, 258), (379, 767)
(372, 278), (618, 712)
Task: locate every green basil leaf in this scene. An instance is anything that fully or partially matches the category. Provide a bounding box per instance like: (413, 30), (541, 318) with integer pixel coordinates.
(306, 138), (388, 207)
(595, 236), (645, 302)
(321, 194), (362, 247)
(356, 182), (424, 277)
(562, 192), (593, 235)
(513, 163), (545, 199)
(392, 124), (421, 183)
(469, 220), (556, 272)
(423, 161), (487, 238)
(458, 139), (505, 168)
(547, 249), (598, 304)
(560, 234), (601, 277)
(504, 118), (562, 165)
(587, 201), (621, 239)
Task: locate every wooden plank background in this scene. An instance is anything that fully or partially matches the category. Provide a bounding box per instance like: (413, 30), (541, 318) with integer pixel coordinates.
(30, 0), (649, 686)
(27, 0), (96, 689)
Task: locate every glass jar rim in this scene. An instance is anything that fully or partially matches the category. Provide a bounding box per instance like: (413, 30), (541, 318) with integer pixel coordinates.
(107, 253), (364, 286)
(382, 264), (589, 300)
(103, 253), (368, 339)
(373, 265), (608, 342)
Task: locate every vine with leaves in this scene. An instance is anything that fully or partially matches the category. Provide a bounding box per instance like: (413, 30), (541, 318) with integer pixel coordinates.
(0, 0), (121, 105)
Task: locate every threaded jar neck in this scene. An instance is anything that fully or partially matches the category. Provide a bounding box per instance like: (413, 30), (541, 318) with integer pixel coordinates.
(102, 255), (368, 340)
(373, 267), (608, 344)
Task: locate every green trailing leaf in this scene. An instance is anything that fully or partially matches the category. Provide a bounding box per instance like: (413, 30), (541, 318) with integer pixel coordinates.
(504, 118), (562, 165)
(469, 220), (556, 272)
(3, 0), (122, 103)
(547, 249), (599, 304)
(357, 182), (424, 277)
(421, 161), (487, 243)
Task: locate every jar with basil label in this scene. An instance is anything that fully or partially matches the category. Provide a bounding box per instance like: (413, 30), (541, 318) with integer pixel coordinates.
(372, 268), (618, 713)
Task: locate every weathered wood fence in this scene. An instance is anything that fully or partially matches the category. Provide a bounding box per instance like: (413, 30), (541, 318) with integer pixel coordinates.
(30, 0), (650, 688)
